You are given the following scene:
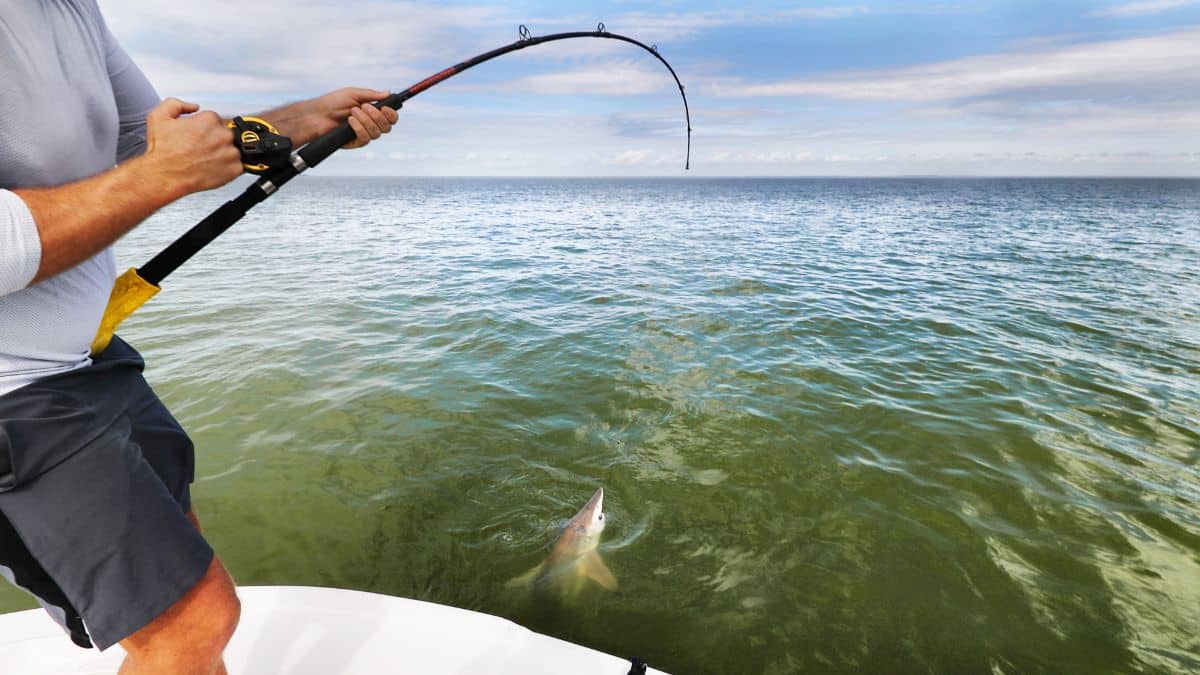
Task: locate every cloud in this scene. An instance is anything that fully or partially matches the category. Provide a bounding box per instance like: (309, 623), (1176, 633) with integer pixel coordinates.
(606, 5), (972, 41)
(387, 151), (435, 161)
(782, 6), (871, 19)
(502, 60), (674, 96)
(612, 10), (752, 30)
(97, 1), (976, 101)
(707, 27), (1200, 103)
(598, 10), (759, 41)
(127, 55), (289, 98)
(608, 110), (694, 138)
(611, 149), (652, 165)
(1089, 0), (1193, 17)
(709, 150), (816, 163)
(559, 6), (906, 42)
(99, 0), (504, 96)
(606, 148), (689, 166)
(930, 100), (1200, 135)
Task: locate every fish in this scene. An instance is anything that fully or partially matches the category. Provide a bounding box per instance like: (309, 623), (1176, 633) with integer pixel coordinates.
(507, 487), (618, 594)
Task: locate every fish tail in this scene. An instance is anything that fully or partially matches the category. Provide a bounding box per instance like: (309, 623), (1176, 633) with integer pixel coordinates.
(506, 565), (543, 589)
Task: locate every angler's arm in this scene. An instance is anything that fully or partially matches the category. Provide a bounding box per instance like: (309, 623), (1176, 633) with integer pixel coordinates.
(251, 88), (400, 148)
(96, 0), (160, 163)
(9, 156), (180, 289)
(8, 99), (242, 288)
(0, 1), (175, 297)
(0, 190), (42, 296)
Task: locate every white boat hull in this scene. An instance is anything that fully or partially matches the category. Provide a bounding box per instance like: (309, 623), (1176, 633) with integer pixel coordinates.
(0, 586), (667, 674)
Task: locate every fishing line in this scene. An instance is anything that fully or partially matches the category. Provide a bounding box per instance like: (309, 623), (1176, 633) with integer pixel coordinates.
(90, 24), (692, 355)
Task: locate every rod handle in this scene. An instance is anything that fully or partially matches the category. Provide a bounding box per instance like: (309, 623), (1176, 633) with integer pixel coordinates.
(297, 100), (404, 170)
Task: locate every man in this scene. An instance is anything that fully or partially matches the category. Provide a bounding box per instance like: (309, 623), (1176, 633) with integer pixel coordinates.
(0, 1), (398, 672)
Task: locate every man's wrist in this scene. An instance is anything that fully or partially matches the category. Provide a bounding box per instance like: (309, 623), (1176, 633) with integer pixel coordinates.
(124, 153), (193, 205)
(256, 100), (323, 146)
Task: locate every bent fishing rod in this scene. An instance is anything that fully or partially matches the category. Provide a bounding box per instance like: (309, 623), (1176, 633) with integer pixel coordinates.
(90, 24), (692, 355)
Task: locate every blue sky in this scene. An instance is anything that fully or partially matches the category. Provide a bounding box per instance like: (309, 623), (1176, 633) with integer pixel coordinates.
(100, 1), (1200, 176)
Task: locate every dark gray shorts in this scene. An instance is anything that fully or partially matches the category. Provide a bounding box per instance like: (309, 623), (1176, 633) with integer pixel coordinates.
(0, 336), (213, 650)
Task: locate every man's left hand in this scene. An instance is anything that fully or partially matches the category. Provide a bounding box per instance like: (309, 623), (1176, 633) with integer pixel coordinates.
(265, 88), (400, 149)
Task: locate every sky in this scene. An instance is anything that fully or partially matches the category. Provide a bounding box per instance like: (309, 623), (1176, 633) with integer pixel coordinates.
(98, 0), (1200, 177)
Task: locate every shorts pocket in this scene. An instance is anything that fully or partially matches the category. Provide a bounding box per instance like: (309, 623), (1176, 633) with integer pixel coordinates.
(0, 388), (108, 492)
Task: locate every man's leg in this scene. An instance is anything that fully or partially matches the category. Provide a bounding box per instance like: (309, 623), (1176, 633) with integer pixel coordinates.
(119, 508), (236, 675)
(186, 508), (234, 675)
(118, 354), (240, 673)
(117, 553), (239, 675)
(0, 420), (218, 654)
(0, 339), (226, 660)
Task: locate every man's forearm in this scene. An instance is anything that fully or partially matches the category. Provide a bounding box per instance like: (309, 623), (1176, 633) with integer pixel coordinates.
(254, 100), (327, 147)
(15, 154), (182, 285)
(13, 97), (245, 287)
(11, 92), (391, 289)
(251, 88), (397, 148)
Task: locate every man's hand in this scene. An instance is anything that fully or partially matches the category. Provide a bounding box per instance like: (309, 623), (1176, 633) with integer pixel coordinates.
(260, 88), (399, 149)
(16, 97), (246, 284)
(143, 98), (243, 198)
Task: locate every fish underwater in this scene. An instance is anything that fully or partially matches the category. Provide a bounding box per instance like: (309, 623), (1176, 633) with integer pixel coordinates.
(508, 488), (617, 594)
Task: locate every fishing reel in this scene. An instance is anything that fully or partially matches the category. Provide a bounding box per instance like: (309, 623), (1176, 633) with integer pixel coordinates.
(227, 116), (293, 174)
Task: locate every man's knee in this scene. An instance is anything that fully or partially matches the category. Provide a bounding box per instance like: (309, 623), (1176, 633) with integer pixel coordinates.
(206, 566), (240, 645)
(121, 556), (239, 666)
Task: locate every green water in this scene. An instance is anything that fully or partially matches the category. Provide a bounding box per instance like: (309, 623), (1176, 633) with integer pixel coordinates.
(2, 178), (1197, 673)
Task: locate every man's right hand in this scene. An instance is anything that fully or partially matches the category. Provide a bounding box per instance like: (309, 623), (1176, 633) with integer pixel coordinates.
(14, 98), (248, 286)
(143, 98), (244, 197)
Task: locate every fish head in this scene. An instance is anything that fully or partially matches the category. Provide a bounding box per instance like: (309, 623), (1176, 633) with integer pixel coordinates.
(559, 488), (606, 552)
(574, 487), (606, 537)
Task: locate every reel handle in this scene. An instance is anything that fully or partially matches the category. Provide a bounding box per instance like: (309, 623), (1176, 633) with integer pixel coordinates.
(228, 116), (293, 174)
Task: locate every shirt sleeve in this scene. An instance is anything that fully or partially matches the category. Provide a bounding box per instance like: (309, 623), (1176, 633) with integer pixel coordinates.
(92, 3), (161, 163)
(0, 190), (42, 297)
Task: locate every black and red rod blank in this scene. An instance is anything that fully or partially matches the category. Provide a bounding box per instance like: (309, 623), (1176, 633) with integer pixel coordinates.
(137, 24), (692, 287)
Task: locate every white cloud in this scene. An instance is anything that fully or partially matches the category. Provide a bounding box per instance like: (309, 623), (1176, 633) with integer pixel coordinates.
(387, 151), (434, 161)
(606, 149), (684, 166)
(554, 6), (909, 42)
(99, 0), (503, 96)
(1089, 0), (1193, 17)
(782, 6), (871, 19)
(708, 27), (1200, 103)
(504, 61), (674, 96)
(933, 100), (1200, 135)
(709, 150), (816, 163)
(607, 10), (753, 40)
(128, 55), (289, 98)
(608, 4), (961, 39)
(612, 149), (652, 165)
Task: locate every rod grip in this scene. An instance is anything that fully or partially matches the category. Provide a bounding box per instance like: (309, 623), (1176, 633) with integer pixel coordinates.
(379, 94), (406, 110)
(296, 99), (404, 170)
(296, 124), (358, 169)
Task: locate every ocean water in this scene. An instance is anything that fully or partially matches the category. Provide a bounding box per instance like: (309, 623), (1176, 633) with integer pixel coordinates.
(2, 178), (1197, 674)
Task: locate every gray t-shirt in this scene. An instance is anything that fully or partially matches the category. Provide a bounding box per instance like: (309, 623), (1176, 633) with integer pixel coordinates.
(0, 0), (159, 396)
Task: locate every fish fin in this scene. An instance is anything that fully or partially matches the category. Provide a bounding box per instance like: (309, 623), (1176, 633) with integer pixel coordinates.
(581, 550), (618, 591)
(506, 565), (542, 589)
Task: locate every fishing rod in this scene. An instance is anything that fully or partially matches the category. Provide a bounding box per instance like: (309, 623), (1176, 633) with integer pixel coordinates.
(89, 23), (692, 356)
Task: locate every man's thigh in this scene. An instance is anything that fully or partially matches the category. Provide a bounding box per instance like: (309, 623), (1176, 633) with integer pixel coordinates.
(128, 386), (198, 513)
(0, 413), (213, 651)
